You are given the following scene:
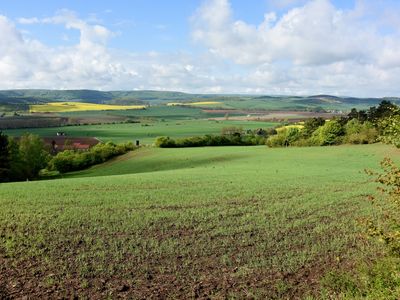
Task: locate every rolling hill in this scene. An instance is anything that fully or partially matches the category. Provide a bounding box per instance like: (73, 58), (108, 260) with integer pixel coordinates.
(0, 89), (398, 112)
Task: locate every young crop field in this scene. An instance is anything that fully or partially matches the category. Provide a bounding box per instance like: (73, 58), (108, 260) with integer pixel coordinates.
(4, 119), (277, 144)
(1, 144), (398, 298)
(30, 102), (146, 113)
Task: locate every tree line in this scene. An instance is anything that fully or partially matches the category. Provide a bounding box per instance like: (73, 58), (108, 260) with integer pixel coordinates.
(0, 133), (135, 182)
(155, 127), (277, 148)
(266, 100), (400, 148)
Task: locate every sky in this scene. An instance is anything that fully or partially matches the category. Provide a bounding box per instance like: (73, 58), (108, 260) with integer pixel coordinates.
(0, 0), (400, 97)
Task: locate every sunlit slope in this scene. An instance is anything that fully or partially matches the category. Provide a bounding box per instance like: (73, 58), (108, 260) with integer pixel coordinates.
(67, 143), (397, 178)
(1, 144), (398, 298)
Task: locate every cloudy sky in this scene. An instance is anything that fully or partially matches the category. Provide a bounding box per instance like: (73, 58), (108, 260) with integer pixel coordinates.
(0, 0), (399, 96)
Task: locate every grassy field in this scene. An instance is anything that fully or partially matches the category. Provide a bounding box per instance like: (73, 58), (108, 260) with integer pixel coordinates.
(4, 119), (277, 144)
(1, 144), (398, 298)
(30, 102), (146, 113)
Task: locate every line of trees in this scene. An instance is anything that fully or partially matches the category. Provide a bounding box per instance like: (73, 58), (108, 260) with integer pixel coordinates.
(155, 127), (277, 148)
(47, 142), (135, 173)
(0, 132), (136, 182)
(267, 101), (399, 148)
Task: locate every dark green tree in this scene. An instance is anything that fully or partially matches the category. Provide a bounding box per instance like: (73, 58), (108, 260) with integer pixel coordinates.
(7, 137), (24, 181)
(348, 108), (368, 122)
(18, 134), (49, 179)
(303, 117), (325, 137)
(368, 100), (399, 123)
(0, 131), (10, 181)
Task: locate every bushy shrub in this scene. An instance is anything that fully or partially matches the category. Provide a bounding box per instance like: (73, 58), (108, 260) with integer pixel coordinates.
(285, 127), (302, 144)
(303, 117), (325, 137)
(155, 136), (176, 148)
(266, 127), (302, 147)
(266, 133), (286, 147)
(378, 115), (400, 147)
(175, 136), (208, 147)
(365, 158), (400, 255)
(315, 120), (344, 145)
(48, 142), (135, 173)
(344, 120), (378, 144)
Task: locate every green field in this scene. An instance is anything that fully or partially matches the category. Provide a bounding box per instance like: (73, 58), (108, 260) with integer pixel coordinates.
(4, 119), (277, 144)
(1, 144), (397, 298)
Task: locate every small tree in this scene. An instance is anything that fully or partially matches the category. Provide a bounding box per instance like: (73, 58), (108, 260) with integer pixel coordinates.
(266, 127), (301, 147)
(317, 120), (344, 145)
(368, 100), (399, 124)
(285, 127), (301, 146)
(18, 134), (50, 179)
(378, 115), (400, 147)
(303, 117), (325, 138)
(344, 119), (377, 144)
(348, 108), (367, 122)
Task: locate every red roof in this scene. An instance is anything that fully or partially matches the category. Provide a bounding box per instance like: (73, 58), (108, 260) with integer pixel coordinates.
(42, 137), (100, 151)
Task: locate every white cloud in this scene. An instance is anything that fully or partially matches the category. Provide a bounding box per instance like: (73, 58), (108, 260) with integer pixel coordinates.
(40, 10), (114, 46)
(17, 17), (40, 24)
(0, 13), (227, 93)
(190, 0), (400, 96)
(1, 2), (400, 97)
(192, 0), (380, 66)
(0, 13), (128, 90)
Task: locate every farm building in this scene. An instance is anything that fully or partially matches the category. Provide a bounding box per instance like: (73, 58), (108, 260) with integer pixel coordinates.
(42, 136), (100, 153)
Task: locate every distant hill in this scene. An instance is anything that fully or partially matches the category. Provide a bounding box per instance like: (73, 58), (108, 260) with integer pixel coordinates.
(0, 89), (398, 112)
(0, 90), (207, 105)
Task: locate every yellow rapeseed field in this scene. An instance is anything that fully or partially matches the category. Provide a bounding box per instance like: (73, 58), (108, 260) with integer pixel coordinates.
(30, 102), (146, 113)
(167, 101), (221, 106)
(276, 124), (304, 132)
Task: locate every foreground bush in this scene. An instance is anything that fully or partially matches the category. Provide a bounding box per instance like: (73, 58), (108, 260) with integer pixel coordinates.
(365, 158), (400, 255)
(378, 114), (400, 147)
(48, 142), (135, 173)
(319, 157), (400, 299)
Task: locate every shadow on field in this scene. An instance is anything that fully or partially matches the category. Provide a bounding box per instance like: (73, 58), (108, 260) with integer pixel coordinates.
(129, 153), (248, 175)
(67, 149), (249, 178)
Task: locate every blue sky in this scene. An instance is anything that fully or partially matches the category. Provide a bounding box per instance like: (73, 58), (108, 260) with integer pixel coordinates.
(0, 0), (357, 51)
(0, 0), (399, 96)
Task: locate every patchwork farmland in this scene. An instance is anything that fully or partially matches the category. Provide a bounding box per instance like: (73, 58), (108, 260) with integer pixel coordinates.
(1, 94), (400, 298)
